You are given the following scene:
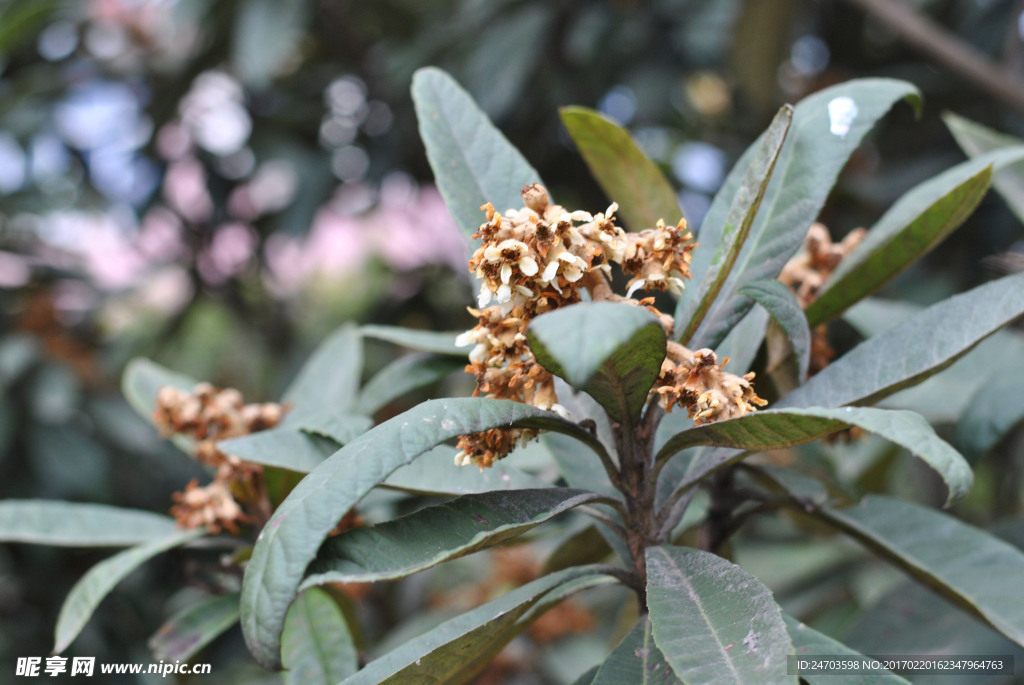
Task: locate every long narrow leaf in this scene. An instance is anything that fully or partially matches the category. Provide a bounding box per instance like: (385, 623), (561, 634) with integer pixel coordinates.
(808, 149), (1024, 325)
(560, 106), (681, 231)
(816, 495), (1024, 648)
(342, 567), (613, 684)
(0, 501), (179, 546)
(683, 79), (920, 350)
(784, 615), (909, 684)
(677, 106), (792, 344)
(149, 592), (241, 661)
(54, 529), (204, 653)
(658, 407), (972, 507)
(413, 67), (543, 239)
(303, 488), (601, 585)
(739, 280), (810, 381)
(780, 270), (1024, 410)
(240, 397), (611, 669)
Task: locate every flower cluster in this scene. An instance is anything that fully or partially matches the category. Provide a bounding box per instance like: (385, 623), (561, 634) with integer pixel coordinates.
(154, 383), (285, 534)
(455, 184), (764, 467)
(654, 345), (767, 424)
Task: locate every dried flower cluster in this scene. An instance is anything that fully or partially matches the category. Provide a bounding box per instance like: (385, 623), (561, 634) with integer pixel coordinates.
(455, 184), (765, 467)
(154, 383), (285, 533)
(779, 222), (866, 374)
(655, 345), (767, 424)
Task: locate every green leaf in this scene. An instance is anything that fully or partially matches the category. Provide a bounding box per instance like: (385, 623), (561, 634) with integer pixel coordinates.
(240, 397), (609, 669)
(784, 615), (909, 685)
(0, 0), (59, 56)
(780, 270), (1024, 410)
(383, 444), (550, 495)
(943, 112), (1024, 223)
(219, 428), (338, 473)
(283, 325), (362, 420)
(282, 588), (358, 685)
(296, 411), (374, 444)
(559, 106), (681, 231)
(954, 362), (1024, 464)
(592, 616), (681, 685)
(341, 567), (613, 685)
(357, 353), (463, 416)
(807, 150), (1024, 325)
(0, 501), (180, 546)
(646, 545), (795, 684)
(361, 325), (465, 356)
(149, 592), (241, 661)
(677, 106), (793, 344)
(657, 407), (972, 507)
(528, 302), (666, 424)
(816, 495), (1024, 647)
(685, 79), (921, 350)
(54, 529), (204, 654)
(412, 67), (542, 239)
(303, 488), (600, 586)
(842, 298), (1024, 421)
(738, 280), (810, 380)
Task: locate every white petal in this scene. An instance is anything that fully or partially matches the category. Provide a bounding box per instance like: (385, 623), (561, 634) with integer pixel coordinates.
(570, 210), (593, 222)
(496, 284), (512, 303)
(542, 261), (560, 282)
(514, 284), (534, 297)
(477, 283), (493, 308)
(564, 265), (583, 282)
(626, 279), (646, 298)
(653, 238), (666, 251)
(455, 330), (475, 347)
(519, 256), (538, 276)
(558, 251), (577, 263)
(483, 245), (502, 262)
(469, 343), (488, 363)
(500, 262), (512, 284)
(605, 202), (618, 216)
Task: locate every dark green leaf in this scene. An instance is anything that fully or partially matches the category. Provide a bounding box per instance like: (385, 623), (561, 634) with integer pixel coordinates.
(220, 428), (338, 473)
(0, 501), (179, 546)
(341, 567), (613, 685)
(283, 325), (362, 420)
(559, 106), (681, 231)
(685, 79), (920, 349)
(738, 280), (810, 380)
(0, 0), (59, 55)
(240, 397), (609, 669)
(361, 325), (465, 356)
(816, 495), (1024, 647)
(150, 592), (241, 661)
(677, 106), (792, 344)
(944, 112), (1024, 223)
(303, 488), (601, 585)
(357, 354), (463, 416)
(646, 545), (795, 684)
(54, 529), (204, 654)
(592, 616), (681, 685)
(780, 271), (1024, 410)
(657, 407), (971, 507)
(784, 615), (909, 685)
(412, 67), (543, 239)
(282, 588), (358, 685)
(807, 151), (1024, 325)
(528, 302), (665, 424)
